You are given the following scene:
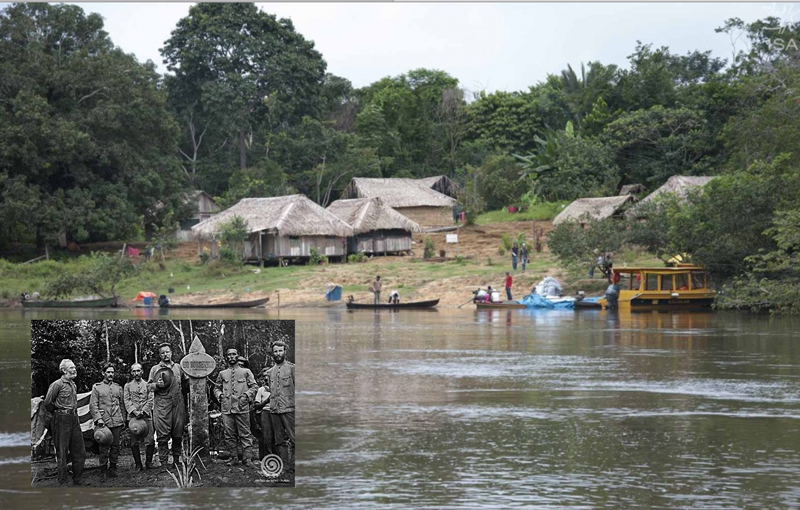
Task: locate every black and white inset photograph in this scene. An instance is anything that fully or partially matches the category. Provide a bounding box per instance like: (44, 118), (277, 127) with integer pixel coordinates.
(31, 319), (295, 487)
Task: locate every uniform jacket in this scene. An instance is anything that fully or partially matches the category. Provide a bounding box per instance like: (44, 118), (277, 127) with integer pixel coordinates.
(267, 361), (295, 414)
(90, 380), (126, 427)
(123, 379), (153, 418)
(215, 365), (258, 414)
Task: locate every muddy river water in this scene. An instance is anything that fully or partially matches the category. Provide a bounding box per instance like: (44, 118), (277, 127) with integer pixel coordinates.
(1, 307), (799, 508)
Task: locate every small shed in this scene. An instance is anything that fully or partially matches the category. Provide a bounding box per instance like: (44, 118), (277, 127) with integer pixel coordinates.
(553, 195), (634, 226)
(342, 178), (457, 229)
(327, 197), (422, 255)
(177, 191), (220, 241)
(191, 195), (354, 263)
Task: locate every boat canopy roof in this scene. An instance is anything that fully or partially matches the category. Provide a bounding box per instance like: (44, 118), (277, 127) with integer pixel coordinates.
(613, 265), (706, 274)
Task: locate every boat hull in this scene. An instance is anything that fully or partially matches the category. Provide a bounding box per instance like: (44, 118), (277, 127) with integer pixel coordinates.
(160, 297), (269, 309)
(346, 299), (439, 309)
(22, 297), (118, 308)
(475, 301), (527, 310)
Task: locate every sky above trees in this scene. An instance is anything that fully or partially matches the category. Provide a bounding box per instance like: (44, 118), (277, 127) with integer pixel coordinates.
(74, 2), (791, 94)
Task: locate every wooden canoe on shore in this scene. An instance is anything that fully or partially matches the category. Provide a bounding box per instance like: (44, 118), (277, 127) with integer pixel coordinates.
(346, 299), (439, 310)
(147, 297), (269, 309)
(22, 296), (118, 308)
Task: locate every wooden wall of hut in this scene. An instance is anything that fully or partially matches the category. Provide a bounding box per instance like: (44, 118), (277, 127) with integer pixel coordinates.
(351, 230), (412, 254)
(242, 233), (347, 261)
(394, 206), (453, 229)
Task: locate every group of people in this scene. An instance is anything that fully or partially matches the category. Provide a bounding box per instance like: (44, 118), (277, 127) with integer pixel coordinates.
(510, 242), (529, 272)
(42, 341), (295, 486)
(473, 271), (515, 303)
(370, 275), (400, 304)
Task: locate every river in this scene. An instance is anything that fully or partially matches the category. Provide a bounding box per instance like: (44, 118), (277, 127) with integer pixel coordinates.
(2, 308), (799, 508)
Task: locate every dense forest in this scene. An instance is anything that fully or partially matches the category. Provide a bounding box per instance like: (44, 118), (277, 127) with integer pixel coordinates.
(2, 3), (799, 311)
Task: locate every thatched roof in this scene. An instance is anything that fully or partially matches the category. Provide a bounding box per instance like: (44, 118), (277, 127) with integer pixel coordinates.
(553, 195), (634, 225)
(191, 195), (354, 239)
(343, 178), (457, 207)
(416, 175), (461, 198)
(326, 197), (422, 234)
(637, 176), (716, 205)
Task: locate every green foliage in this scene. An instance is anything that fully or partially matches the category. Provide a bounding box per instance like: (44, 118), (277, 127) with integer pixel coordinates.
(486, 257), (494, 266)
(0, 3), (188, 246)
(308, 247), (327, 265)
(151, 211), (180, 252)
(547, 217), (627, 269)
(500, 234), (513, 251)
(498, 247), (506, 256)
(44, 252), (138, 298)
(464, 154), (529, 210)
(455, 255), (466, 264)
(536, 134), (621, 201)
(423, 237), (435, 259)
(348, 252), (367, 263)
(217, 216), (249, 260)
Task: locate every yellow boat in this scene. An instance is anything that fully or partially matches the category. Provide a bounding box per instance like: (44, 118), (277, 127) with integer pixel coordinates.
(599, 264), (715, 311)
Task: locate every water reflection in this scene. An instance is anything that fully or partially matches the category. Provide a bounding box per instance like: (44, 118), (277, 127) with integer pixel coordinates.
(2, 309), (800, 508)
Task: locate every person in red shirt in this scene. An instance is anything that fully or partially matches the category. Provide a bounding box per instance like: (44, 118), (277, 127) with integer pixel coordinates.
(505, 271), (513, 300)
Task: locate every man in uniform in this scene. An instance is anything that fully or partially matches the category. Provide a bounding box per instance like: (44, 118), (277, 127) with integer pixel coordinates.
(267, 341), (295, 474)
(43, 359), (85, 486)
(90, 364), (126, 480)
(124, 363), (155, 471)
(214, 348), (258, 466)
(147, 342), (188, 471)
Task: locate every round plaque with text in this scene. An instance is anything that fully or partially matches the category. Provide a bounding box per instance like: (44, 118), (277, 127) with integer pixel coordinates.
(181, 352), (217, 378)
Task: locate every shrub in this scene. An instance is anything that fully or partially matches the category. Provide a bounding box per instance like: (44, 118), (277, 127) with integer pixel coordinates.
(423, 237), (435, 259)
(348, 251), (367, 263)
(199, 252), (210, 265)
(455, 255), (466, 264)
(501, 233), (512, 251)
(308, 247), (327, 265)
(486, 257), (494, 266)
(498, 247), (506, 256)
(219, 247), (240, 264)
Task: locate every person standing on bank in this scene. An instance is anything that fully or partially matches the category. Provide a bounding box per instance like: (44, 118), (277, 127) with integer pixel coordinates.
(124, 363), (155, 471)
(267, 341), (295, 474)
(511, 243), (519, 270)
(90, 364), (126, 480)
(214, 348), (259, 467)
(505, 271), (514, 301)
(371, 275), (382, 305)
(147, 342), (188, 471)
(43, 359), (86, 486)
(520, 243), (529, 272)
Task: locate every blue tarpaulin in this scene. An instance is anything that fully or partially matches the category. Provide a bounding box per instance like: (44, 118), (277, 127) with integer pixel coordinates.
(517, 293), (576, 309)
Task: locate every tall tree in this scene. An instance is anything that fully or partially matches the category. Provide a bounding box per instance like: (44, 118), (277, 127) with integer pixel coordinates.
(161, 3), (328, 179)
(0, 3), (187, 246)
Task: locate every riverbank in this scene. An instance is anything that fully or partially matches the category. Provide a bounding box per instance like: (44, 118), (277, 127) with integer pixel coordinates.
(0, 221), (661, 309)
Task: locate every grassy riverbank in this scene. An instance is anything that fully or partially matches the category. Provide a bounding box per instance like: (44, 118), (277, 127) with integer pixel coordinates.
(0, 222), (662, 308)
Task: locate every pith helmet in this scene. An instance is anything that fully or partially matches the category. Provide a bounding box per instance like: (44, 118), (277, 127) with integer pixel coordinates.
(94, 425), (113, 446)
(129, 417), (148, 439)
(154, 367), (173, 395)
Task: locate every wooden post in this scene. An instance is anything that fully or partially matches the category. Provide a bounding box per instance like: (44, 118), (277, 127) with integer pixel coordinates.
(181, 335), (217, 459)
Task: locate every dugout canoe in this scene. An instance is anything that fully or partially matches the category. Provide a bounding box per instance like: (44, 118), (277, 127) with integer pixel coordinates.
(161, 297), (269, 309)
(22, 296), (118, 308)
(346, 299), (439, 310)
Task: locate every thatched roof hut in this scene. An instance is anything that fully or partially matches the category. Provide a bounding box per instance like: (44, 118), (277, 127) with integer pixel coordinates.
(553, 195), (634, 225)
(637, 176), (716, 205)
(327, 197), (421, 255)
(192, 195), (353, 262)
(342, 178), (457, 228)
(626, 176), (716, 218)
(416, 175), (461, 198)
(327, 197), (421, 234)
